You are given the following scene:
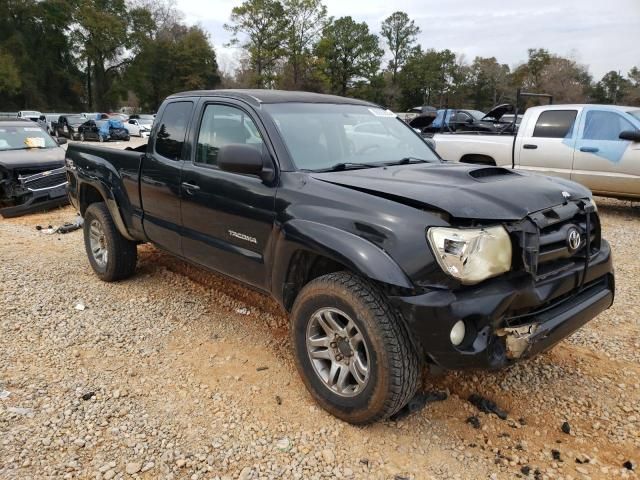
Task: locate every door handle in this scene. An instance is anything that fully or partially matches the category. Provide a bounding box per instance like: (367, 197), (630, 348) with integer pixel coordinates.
(523, 144), (538, 149)
(181, 182), (200, 194)
(580, 146), (599, 153)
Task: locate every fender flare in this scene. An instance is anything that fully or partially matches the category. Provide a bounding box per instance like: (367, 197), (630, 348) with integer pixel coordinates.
(271, 219), (413, 305)
(79, 178), (136, 241)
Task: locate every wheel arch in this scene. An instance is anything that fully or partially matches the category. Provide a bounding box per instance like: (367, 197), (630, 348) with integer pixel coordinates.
(271, 220), (414, 311)
(78, 181), (136, 241)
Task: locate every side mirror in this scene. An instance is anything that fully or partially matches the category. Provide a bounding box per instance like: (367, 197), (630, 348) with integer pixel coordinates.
(56, 137), (67, 145)
(466, 118), (474, 124)
(619, 130), (640, 142)
(218, 144), (264, 176)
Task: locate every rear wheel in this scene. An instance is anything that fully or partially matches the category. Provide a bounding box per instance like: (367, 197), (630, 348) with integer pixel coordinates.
(290, 272), (420, 424)
(83, 203), (137, 282)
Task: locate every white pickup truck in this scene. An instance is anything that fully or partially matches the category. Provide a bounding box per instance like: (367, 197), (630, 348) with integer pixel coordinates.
(434, 104), (640, 199)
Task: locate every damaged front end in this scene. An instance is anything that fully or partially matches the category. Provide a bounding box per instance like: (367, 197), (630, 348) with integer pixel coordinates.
(391, 198), (614, 369)
(0, 166), (69, 218)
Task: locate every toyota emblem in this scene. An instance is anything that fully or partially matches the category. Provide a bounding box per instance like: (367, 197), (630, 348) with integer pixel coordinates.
(567, 228), (581, 252)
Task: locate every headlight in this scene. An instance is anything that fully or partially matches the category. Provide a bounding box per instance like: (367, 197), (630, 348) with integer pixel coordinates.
(427, 226), (512, 284)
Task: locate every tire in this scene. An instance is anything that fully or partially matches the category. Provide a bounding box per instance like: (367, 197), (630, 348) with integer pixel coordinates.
(290, 272), (420, 424)
(83, 203), (137, 282)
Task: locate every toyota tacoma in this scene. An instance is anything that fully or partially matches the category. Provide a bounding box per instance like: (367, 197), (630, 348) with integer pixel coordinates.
(65, 90), (615, 424)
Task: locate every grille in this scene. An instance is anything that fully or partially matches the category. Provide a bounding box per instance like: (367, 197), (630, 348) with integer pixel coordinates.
(511, 200), (600, 280)
(20, 167), (67, 191)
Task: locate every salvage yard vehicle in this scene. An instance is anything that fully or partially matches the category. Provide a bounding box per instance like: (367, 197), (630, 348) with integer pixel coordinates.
(17, 110), (42, 122)
(78, 119), (130, 142)
(0, 120), (68, 217)
(52, 114), (85, 140)
(123, 117), (153, 137)
(409, 105), (517, 135)
(65, 90), (615, 424)
(434, 104), (640, 200)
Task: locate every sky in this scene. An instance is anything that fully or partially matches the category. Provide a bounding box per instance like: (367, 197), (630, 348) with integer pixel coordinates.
(175, 0), (640, 80)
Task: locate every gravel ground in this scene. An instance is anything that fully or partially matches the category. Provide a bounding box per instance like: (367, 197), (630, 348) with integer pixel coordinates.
(1, 144), (638, 479)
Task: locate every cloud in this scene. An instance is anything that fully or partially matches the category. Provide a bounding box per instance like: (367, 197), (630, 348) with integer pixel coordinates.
(176, 0), (640, 79)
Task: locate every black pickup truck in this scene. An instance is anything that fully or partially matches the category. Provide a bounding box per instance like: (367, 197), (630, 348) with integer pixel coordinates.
(65, 90), (614, 424)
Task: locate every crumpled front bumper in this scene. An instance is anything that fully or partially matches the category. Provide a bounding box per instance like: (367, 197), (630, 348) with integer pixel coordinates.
(390, 240), (614, 370)
(0, 167), (68, 218)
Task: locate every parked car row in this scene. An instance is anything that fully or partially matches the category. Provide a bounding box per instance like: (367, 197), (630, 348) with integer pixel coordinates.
(5, 110), (156, 143)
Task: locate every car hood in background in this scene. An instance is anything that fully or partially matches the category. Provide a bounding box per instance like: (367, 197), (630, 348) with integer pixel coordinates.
(0, 147), (65, 170)
(408, 114), (437, 130)
(310, 163), (591, 220)
(482, 103), (514, 122)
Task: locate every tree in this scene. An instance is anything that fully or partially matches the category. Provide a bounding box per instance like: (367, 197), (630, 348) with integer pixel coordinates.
(225, 0), (289, 88)
(315, 16), (383, 96)
(126, 24), (220, 111)
(397, 48), (460, 109)
(0, 49), (21, 96)
(380, 11), (420, 84)
(512, 48), (552, 92)
(538, 56), (591, 103)
(468, 57), (511, 110)
(624, 66), (640, 105)
(280, 0), (328, 89)
(71, 0), (133, 110)
(0, 0), (84, 110)
(592, 71), (631, 104)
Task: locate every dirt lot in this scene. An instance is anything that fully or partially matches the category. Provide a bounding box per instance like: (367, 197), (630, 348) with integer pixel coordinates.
(1, 142), (638, 479)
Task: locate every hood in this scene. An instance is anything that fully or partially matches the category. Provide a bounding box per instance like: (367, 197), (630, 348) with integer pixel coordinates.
(310, 163), (591, 221)
(482, 103), (514, 121)
(0, 147), (65, 171)
(409, 113), (437, 129)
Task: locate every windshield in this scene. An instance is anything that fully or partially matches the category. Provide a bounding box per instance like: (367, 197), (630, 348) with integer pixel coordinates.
(0, 125), (58, 150)
(628, 110), (640, 122)
(66, 115), (84, 125)
(467, 110), (486, 120)
(138, 118), (153, 126)
(264, 103), (439, 171)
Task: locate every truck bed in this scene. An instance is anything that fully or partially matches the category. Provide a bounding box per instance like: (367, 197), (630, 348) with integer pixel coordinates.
(65, 142), (146, 238)
(433, 132), (514, 166)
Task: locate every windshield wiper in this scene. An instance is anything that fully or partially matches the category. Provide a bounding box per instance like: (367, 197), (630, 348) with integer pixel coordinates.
(313, 162), (381, 172)
(384, 157), (429, 166)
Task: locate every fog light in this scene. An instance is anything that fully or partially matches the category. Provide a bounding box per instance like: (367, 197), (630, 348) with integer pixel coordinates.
(450, 320), (466, 346)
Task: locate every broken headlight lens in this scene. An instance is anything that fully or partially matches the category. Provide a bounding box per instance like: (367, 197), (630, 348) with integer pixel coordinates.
(427, 226), (512, 284)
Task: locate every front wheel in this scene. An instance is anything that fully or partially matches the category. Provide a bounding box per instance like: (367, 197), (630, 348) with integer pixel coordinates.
(290, 272), (420, 424)
(83, 203), (137, 281)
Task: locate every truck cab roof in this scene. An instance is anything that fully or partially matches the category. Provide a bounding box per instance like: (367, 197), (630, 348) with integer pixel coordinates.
(525, 104), (638, 113)
(168, 89), (377, 107)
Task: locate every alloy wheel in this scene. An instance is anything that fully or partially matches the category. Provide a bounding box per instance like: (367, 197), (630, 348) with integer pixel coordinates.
(306, 307), (370, 397)
(88, 219), (108, 267)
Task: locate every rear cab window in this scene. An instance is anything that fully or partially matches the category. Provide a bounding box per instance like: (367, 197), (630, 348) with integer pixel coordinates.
(154, 101), (194, 160)
(532, 110), (577, 138)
